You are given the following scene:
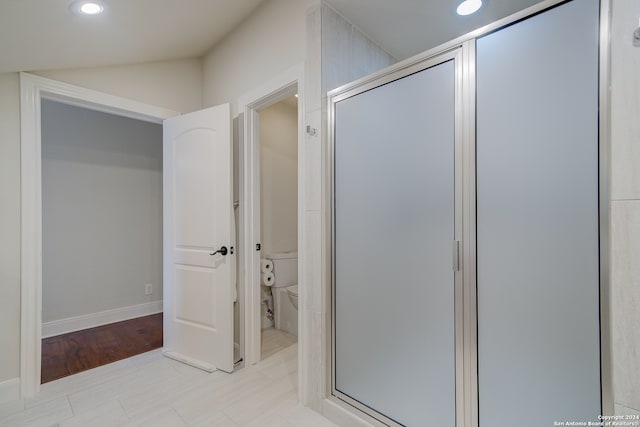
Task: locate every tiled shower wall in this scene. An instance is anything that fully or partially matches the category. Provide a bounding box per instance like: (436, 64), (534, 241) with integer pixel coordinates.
(611, 0), (640, 417)
(302, 1), (396, 412)
(320, 4), (397, 94)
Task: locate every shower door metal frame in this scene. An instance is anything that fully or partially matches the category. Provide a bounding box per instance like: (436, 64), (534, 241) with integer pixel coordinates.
(326, 0), (612, 426)
(328, 47), (466, 427)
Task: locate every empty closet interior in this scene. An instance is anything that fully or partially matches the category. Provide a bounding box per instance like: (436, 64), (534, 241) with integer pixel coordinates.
(330, 0), (605, 426)
(41, 99), (163, 382)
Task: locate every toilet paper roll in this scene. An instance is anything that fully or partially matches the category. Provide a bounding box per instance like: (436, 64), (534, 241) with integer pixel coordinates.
(261, 259), (274, 273)
(261, 272), (275, 286)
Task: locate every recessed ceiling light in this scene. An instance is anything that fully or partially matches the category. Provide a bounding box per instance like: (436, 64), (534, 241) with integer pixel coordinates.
(70, 0), (106, 16)
(457, 0), (482, 16)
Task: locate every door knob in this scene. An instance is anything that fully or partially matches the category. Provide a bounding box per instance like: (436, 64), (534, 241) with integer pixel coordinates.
(210, 246), (228, 256)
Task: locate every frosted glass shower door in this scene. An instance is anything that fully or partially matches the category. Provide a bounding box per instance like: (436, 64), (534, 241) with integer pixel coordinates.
(333, 59), (456, 426)
(476, 0), (601, 426)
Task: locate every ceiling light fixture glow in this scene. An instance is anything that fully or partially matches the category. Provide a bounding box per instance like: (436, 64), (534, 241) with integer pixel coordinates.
(70, 0), (106, 16)
(456, 0), (482, 16)
(80, 3), (103, 14)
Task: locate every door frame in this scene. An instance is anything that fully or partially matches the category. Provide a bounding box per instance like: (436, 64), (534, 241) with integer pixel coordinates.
(19, 72), (178, 397)
(238, 63), (304, 373)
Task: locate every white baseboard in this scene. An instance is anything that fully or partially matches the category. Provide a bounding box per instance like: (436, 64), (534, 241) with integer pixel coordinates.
(0, 378), (20, 404)
(42, 301), (163, 338)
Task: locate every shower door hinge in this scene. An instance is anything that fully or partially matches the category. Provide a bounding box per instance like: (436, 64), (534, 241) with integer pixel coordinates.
(452, 240), (460, 271)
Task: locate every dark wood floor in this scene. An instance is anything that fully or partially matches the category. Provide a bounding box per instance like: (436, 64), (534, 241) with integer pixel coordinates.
(41, 313), (163, 384)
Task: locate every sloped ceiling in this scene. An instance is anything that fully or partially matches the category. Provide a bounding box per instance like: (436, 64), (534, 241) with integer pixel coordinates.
(0, 0), (264, 73)
(0, 0), (550, 74)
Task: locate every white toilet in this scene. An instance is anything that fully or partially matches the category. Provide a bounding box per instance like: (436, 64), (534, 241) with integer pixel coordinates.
(268, 252), (298, 337)
(287, 285), (298, 309)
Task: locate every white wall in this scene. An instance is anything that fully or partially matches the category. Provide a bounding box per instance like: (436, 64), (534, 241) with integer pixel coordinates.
(202, 0), (311, 114)
(35, 58), (203, 114)
(260, 100), (299, 255)
(0, 58), (202, 384)
(611, 0), (640, 416)
(41, 100), (163, 322)
(0, 73), (21, 385)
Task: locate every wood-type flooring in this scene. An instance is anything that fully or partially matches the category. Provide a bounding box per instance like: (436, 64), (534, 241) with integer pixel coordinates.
(41, 313), (163, 384)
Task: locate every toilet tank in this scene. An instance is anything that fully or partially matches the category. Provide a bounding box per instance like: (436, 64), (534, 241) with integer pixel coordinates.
(267, 252), (297, 287)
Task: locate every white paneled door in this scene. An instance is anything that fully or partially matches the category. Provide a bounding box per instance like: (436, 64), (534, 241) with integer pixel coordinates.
(163, 104), (234, 373)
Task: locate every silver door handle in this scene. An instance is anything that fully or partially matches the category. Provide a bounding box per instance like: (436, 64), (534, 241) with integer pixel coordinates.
(452, 240), (460, 271)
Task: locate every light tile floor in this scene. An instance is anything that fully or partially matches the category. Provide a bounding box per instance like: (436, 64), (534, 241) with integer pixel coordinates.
(0, 344), (337, 427)
(261, 328), (297, 361)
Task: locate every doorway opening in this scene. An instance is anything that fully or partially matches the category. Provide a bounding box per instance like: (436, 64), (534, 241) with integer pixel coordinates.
(39, 99), (164, 384)
(238, 63), (304, 380)
(257, 95), (299, 360)
(20, 72), (177, 397)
